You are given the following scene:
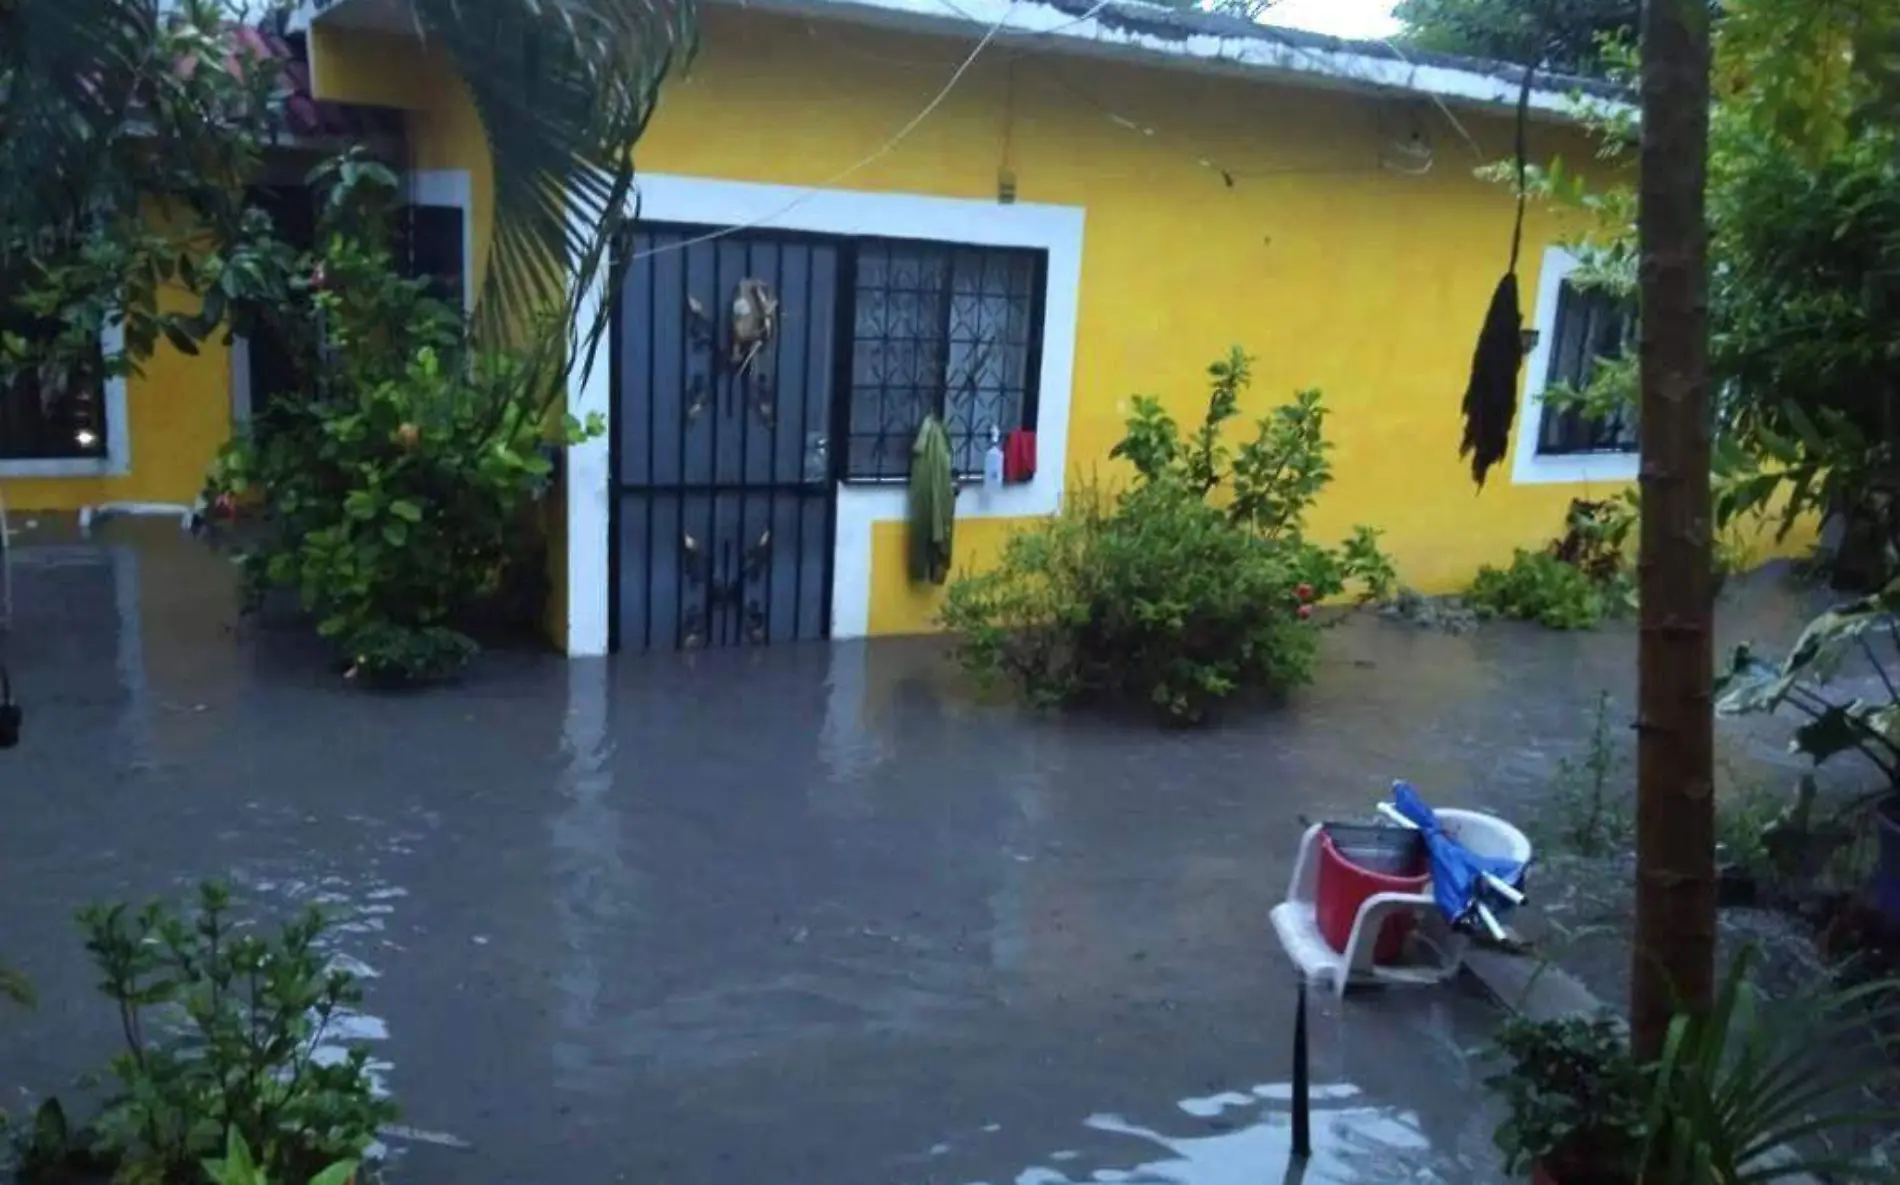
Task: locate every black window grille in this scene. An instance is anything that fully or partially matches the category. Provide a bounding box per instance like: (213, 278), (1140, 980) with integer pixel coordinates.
(1536, 280), (1638, 457)
(0, 306), (107, 462)
(845, 239), (1045, 480)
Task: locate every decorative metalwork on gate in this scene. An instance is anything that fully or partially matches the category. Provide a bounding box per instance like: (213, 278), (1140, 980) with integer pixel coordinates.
(612, 228), (841, 650)
(611, 225), (1051, 652)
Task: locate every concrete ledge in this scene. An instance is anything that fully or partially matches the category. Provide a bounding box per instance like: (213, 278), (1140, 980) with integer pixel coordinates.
(1461, 946), (1609, 1023)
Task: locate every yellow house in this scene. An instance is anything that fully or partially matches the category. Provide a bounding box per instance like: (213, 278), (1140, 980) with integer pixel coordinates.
(3, 0), (1675, 656)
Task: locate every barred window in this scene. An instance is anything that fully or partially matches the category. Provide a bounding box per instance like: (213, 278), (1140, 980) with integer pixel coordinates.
(0, 310), (107, 461)
(845, 240), (1044, 480)
(1536, 281), (1637, 457)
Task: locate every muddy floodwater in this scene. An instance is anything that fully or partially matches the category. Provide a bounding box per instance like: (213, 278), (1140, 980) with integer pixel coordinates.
(0, 521), (1826, 1183)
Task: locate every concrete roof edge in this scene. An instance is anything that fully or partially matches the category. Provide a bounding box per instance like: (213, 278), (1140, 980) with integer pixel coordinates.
(741, 0), (1627, 122)
(292, 0), (1629, 125)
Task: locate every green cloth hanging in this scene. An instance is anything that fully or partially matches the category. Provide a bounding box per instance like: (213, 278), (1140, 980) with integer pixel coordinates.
(908, 415), (956, 585)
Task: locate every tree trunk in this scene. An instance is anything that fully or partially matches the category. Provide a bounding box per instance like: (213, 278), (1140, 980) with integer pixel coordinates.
(1632, 0), (1717, 1061)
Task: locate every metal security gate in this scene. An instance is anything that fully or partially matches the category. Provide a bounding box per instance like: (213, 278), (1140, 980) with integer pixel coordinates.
(611, 226), (840, 650)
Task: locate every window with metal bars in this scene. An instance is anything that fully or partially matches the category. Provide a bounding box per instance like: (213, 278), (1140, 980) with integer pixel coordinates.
(845, 239), (1045, 480)
(1536, 280), (1638, 457)
(0, 308), (107, 462)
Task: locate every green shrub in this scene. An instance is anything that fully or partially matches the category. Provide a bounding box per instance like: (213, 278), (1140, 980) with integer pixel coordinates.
(203, 1128), (358, 1185)
(204, 160), (595, 685)
(1468, 548), (1628, 629)
(79, 883), (392, 1185)
(941, 348), (1394, 723)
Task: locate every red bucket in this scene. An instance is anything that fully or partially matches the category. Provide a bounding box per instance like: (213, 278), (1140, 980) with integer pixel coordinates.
(1314, 825), (1429, 964)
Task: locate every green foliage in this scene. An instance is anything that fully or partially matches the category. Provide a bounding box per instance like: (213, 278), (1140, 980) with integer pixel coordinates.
(1468, 497), (1638, 629)
(338, 623), (481, 688)
(1488, 951), (1900, 1184)
(1486, 1012), (1645, 1182)
(3, 0), (694, 388)
(1540, 690), (1633, 857)
(1639, 949), (1900, 1184)
(1, 0), (294, 408)
(1717, 577), (1900, 789)
(941, 348), (1394, 723)
(203, 1128), (358, 1185)
(1, 961), (31, 1007)
(1504, 0), (1900, 585)
(1468, 548), (1627, 629)
(78, 883), (392, 1185)
(1393, 0), (1647, 74)
(203, 162), (597, 684)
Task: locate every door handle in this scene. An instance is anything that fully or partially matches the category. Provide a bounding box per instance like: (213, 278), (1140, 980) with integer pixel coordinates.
(804, 432), (829, 483)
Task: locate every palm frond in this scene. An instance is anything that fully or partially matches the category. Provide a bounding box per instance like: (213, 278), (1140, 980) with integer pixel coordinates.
(405, 0), (696, 381)
(1643, 948), (1900, 1184)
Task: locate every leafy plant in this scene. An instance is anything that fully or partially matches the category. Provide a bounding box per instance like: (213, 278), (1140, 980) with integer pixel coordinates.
(1468, 496), (1639, 630)
(6, 1097), (118, 1184)
(1488, 951), (1900, 1185)
(203, 162), (597, 684)
(203, 1128), (358, 1185)
(1, 0), (295, 415)
(79, 882), (392, 1185)
(941, 348), (1394, 723)
(1468, 548), (1627, 629)
(1486, 1012), (1646, 1183)
(1717, 578), (1900, 792)
(1639, 948), (1900, 1183)
(1717, 579), (1900, 891)
(1540, 690), (1634, 857)
(1495, 0), (1900, 587)
(1, 961), (31, 1007)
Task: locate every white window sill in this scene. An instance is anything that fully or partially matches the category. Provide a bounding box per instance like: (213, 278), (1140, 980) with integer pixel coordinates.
(0, 457), (123, 479)
(1512, 449), (1638, 486)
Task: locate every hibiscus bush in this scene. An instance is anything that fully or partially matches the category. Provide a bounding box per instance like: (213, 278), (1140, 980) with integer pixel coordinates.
(941, 349), (1395, 722)
(204, 159), (594, 685)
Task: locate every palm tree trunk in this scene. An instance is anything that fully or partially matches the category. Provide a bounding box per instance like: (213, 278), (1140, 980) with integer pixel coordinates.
(1632, 0), (1717, 1060)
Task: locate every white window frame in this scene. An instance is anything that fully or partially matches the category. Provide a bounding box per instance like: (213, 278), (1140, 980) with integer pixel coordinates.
(564, 175), (1085, 656)
(0, 320), (131, 479)
(1511, 245), (1639, 486)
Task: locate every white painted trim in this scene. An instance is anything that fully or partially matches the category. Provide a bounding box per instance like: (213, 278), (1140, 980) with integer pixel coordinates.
(566, 228), (615, 658)
(407, 169), (477, 317)
(562, 173), (1085, 654)
(1509, 246), (1639, 487)
(0, 320), (131, 480)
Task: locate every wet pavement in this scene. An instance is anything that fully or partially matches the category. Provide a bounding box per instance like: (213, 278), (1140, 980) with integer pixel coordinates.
(0, 521), (1828, 1184)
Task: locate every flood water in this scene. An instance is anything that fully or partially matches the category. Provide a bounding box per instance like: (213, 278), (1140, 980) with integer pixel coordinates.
(0, 520), (1827, 1183)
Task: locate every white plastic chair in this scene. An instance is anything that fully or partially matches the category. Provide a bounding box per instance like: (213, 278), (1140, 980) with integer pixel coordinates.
(1269, 809), (1532, 998)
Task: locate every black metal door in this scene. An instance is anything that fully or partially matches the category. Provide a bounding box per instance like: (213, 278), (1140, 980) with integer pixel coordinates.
(612, 227), (840, 650)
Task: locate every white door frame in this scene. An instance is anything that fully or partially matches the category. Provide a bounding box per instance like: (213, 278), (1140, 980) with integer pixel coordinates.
(564, 174), (1086, 656)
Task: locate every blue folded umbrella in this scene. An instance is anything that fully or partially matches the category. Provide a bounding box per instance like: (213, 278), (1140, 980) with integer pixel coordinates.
(1388, 781), (1528, 934)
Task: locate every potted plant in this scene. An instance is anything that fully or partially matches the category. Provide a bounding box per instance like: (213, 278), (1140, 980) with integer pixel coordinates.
(1486, 1013), (1645, 1184)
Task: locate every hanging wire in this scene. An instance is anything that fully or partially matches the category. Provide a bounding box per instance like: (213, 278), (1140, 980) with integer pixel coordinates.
(626, 0), (1128, 262)
(1042, 60), (1436, 184)
(631, 0), (1527, 262)
(926, 0), (1502, 164)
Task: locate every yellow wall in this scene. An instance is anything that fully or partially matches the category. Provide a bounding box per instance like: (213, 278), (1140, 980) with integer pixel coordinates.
(106, 10), (1803, 640)
(1, 279), (232, 513)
